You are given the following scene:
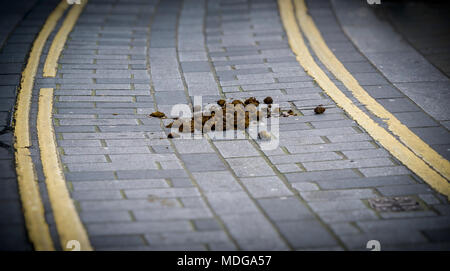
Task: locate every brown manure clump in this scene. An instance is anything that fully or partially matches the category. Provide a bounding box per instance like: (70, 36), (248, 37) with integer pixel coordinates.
(162, 97), (300, 136)
(149, 111), (166, 118)
(314, 105), (326, 114)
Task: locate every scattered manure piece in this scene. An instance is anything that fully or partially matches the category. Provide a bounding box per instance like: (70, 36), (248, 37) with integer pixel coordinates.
(314, 105), (326, 114)
(258, 131), (271, 141)
(167, 132), (180, 138)
(217, 99), (226, 107)
(287, 109), (295, 116)
(263, 96), (273, 104)
(165, 122), (173, 128)
(244, 97), (259, 106)
(149, 111), (166, 118)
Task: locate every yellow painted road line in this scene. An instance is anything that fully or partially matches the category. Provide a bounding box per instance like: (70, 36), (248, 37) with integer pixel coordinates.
(43, 0), (88, 77)
(37, 88), (93, 251)
(13, 0), (70, 251)
(278, 0), (450, 198)
(295, 0), (450, 181)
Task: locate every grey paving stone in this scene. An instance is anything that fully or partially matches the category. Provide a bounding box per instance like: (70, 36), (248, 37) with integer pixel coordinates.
(90, 235), (146, 249)
(302, 158), (394, 171)
(393, 111), (439, 128)
(172, 139), (214, 153)
(418, 194), (441, 205)
(285, 169), (360, 183)
(282, 127), (358, 138)
(65, 171), (116, 181)
(193, 219), (222, 231)
(285, 142), (376, 154)
(326, 133), (372, 143)
(133, 208), (213, 221)
(329, 223), (361, 235)
(181, 61), (211, 72)
(226, 157), (275, 177)
(80, 211), (132, 223)
(221, 213), (289, 250)
(308, 199), (368, 213)
(315, 175), (414, 190)
(67, 160), (159, 172)
(258, 197), (314, 221)
(59, 119), (139, 126)
(268, 152), (342, 164)
(318, 209), (378, 223)
(79, 197), (181, 212)
(300, 189), (377, 202)
(117, 170), (189, 179)
(180, 153), (227, 172)
(124, 187), (200, 199)
(72, 179), (168, 191)
(154, 91), (188, 105)
(359, 166), (411, 177)
(411, 127), (450, 145)
(393, 82), (450, 122)
(214, 140), (259, 158)
(357, 217), (450, 232)
(352, 72), (389, 85)
(145, 231), (229, 245)
(61, 132), (146, 140)
(72, 190), (123, 200)
(291, 182), (320, 192)
(276, 220), (338, 249)
(208, 241), (238, 251)
(63, 146), (151, 155)
(241, 176), (293, 198)
(169, 178), (193, 187)
(87, 221), (192, 236)
(364, 85), (404, 99)
(192, 171), (242, 192)
(205, 191), (259, 215)
(376, 184), (432, 196)
(380, 211), (438, 219)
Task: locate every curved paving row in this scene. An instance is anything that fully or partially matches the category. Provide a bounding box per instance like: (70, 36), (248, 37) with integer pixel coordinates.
(2, 0), (450, 250)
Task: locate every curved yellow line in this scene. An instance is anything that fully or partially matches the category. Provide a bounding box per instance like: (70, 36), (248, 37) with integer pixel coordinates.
(295, 0), (450, 181)
(278, 0), (450, 199)
(13, 0), (70, 251)
(43, 0), (88, 77)
(37, 88), (93, 251)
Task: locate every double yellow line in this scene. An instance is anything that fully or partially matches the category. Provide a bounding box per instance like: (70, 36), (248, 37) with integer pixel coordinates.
(14, 0), (91, 250)
(278, 0), (450, 198)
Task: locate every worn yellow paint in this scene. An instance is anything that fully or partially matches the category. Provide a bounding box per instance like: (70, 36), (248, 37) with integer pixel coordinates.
(13, 0), (70, 251)
(295, 0), (450, 181)
(278, 0), (450, 198)
(43, 0), (88, 77)
(37, 88), (93, 251)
